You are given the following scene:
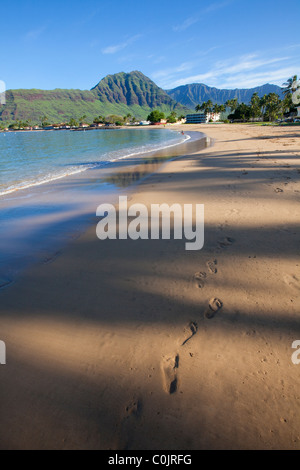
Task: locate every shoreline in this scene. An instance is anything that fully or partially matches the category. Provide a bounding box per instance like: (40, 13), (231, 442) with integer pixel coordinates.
(0, 127), (188, 198)
(0, 129), (206, 286)
(0, 123), (299, 449)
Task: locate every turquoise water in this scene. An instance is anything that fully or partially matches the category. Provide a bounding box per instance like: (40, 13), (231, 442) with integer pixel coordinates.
(0, 129), (204, 283)
(0, 128), (186, 196)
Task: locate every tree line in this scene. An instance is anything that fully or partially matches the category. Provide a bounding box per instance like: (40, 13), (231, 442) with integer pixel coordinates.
(0, 114), (136, 130)
(0, 110), (187, 130)
(195, 75), (299, 122)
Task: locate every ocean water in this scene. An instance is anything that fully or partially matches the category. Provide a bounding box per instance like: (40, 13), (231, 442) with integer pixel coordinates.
(0, 128), (199, 283)
(0, 128), (187, 197)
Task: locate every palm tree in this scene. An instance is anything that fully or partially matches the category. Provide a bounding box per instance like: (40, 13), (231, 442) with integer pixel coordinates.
(264, 93), (281, 121)
(195, 100), (213, 114)
(249, 92), (262, 120)
(79, 115), (87, 125)
(206, 100), (213, 113)
(225, 98), (238, 113)
(69, 118), (79, 127)
(281, 94), (292, 117)
(282, 75), (298, 96)
(259, 95), (268, 118)
(40, 115), (50, 128)
(213, 104), (226, 114)
(123, 114), (130, 123)
(280, 75), (300, 115)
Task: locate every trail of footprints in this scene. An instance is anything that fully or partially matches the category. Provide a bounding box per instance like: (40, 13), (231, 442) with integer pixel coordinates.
(194, 235), (235, 320)
(161, 235), (235, 395)
(102, 233), (233, 439)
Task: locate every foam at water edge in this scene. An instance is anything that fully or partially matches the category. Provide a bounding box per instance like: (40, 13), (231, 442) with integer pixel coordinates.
(0, 132), (190, 198)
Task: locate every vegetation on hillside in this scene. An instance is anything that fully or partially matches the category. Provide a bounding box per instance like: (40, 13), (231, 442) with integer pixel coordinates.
(0, 71), (190, 127)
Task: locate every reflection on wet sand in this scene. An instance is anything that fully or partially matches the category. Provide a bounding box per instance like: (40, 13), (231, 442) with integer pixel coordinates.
(105, 156), (171, 187)
(104, 132), (208, 188)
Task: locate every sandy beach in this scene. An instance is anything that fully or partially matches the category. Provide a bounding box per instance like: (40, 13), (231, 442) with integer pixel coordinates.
(0, 123), (299, 450)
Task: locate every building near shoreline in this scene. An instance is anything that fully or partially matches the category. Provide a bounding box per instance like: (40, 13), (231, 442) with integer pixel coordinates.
(186, 113), (206, 124)
(186, 113), (220, 124)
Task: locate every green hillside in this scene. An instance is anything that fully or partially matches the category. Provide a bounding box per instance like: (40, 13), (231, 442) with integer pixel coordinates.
(0, 71), (190, 124)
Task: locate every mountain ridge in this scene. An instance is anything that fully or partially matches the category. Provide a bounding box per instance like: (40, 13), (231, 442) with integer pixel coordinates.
(0, 71), (284, 124)
(166, 82), (284, 109)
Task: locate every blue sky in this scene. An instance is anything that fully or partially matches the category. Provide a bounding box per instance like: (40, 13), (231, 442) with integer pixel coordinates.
(1, 0), (299, 91)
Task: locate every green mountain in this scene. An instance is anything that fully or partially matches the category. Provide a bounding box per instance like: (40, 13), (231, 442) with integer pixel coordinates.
(166, 83), (284, 109)
(0, 70), (285, 125)
(0, 71), (190, 124)
(92, 71), (188, 111)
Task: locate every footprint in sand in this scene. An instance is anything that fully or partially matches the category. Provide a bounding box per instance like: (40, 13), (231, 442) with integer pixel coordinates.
(193, 272), (207, 288)
(225, 208), (240, 217)
(182, 322), (198, 346)
(118, 398), (142, 450)
(218, 222), (229, 231)
(206, 259), (217, 274)
(161, 354), (179, 394)
(125, 399), (142, 418)
(205, 298), (223, 319)
(284, 274), (300, 291)
(218, 237), (235, 248)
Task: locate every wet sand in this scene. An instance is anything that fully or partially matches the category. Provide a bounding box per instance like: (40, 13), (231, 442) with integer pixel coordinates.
(0, 123), (299, 450)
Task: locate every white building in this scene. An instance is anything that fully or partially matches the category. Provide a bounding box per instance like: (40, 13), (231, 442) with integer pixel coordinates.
(206, 112), (221, 122)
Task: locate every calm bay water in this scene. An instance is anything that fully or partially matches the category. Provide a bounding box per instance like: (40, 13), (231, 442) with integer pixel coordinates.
(0, 127), (193, 282)
(0, 128), (186, 196)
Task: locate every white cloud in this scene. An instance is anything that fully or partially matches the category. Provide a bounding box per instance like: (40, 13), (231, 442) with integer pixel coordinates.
(281, 43), (300, 51)
(25, 26), (46, 41)
(159, 53), (295, 89)
(173, 0), (234, 32)
(102, 35), (141, 54)
(152, 62), (195, 80)
(204, 0), (234, 14)
(173, 17), (199, 32)
(214, 54), (291, 75)
(216, 67), (300, 89)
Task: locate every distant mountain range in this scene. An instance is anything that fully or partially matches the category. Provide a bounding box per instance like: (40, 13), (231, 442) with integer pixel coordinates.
(166, 83), (284, 109)
(0, 71), (284, 124)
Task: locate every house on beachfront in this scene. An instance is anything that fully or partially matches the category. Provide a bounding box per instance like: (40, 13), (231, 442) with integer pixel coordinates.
(90, 123), (104, 128)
